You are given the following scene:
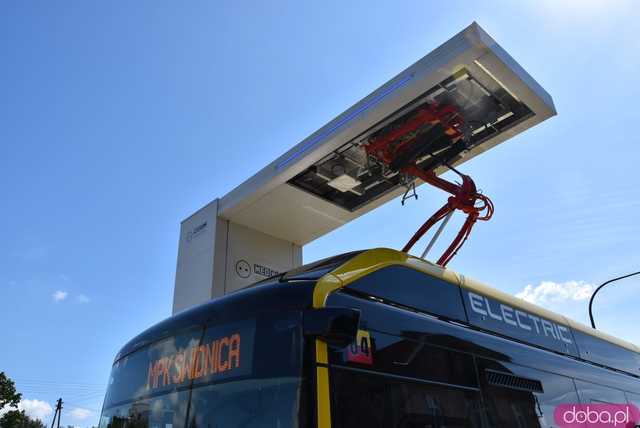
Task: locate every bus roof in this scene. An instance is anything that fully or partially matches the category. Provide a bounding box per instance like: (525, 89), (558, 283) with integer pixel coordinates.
(317, 248), (640, 377)
(322, 248), (639, 354)
(115, 247), (639, 376)
(115, 280), (317, 362)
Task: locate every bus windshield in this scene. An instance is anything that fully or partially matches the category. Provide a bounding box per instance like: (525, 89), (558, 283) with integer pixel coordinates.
(99, 311), (305, 428)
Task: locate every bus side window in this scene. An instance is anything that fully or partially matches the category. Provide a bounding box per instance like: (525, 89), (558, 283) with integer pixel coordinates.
(626, 391), (640, 406)
(387, 379), (484, 428)
(574, 379), (627, 404)
(346, 265), (467, 322)
(478, 358), (580, 428)
(331, 369), (386, 428)
(340, 330), (478, 389)
(99, 391), (190, 428)
(330, 367), (484, 428)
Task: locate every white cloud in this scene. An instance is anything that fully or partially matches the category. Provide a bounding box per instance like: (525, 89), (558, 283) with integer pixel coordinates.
(52, 290), (68, 302)
(19, 399), (53, 422)
(75, 294), (90, 304)
(516, 280), (593, 305)
(69, 407), (93, 421)
(51, 291), (91, 304)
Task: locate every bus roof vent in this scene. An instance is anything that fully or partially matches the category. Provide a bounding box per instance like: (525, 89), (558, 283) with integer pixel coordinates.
(486, 369), (544, 393)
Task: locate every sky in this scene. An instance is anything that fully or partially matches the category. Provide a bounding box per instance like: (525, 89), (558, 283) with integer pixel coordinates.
(1, 1), (639, 427)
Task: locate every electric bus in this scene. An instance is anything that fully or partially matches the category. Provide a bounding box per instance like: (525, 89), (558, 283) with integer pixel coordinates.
(98, 248), (640, 428)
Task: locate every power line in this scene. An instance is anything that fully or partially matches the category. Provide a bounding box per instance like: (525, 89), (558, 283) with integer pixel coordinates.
(589, 270), (640, 329)
(62, 403), (100, 413)
(18, 386), (104, 392)
(18, 389), (105, 399)
(14, 379), (105, 387)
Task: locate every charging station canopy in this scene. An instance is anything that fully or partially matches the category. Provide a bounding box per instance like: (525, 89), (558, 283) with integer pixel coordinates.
(219, 22), (555, 245)
(172, 22), (556, 313)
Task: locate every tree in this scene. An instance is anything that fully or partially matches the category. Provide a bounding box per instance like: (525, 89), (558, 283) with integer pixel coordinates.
(0, 373), (45, 428)
(0, 372), (21, 410)
(21, 414), (45, 428)
(1, 409), (46, 428)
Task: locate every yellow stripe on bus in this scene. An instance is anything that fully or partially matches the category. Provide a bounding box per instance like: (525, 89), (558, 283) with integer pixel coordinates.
(311, 272), (342, 427)
(312, 273), (342, 309)
(315, 339), (328, 365)
(316, 365), (331, 428)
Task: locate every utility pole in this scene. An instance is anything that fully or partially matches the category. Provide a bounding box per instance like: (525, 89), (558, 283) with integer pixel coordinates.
(50, 398), (63, 428)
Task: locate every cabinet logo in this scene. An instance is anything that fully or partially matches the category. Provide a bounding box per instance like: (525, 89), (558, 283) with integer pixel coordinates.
(554, 403), (640, 428)
(186, 221), (207, 242)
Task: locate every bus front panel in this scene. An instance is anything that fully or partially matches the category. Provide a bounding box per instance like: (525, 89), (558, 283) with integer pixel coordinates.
(99, 311), (308, 428)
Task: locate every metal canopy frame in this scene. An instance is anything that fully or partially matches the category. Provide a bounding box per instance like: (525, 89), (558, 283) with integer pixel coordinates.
(217, 22), (556, 246)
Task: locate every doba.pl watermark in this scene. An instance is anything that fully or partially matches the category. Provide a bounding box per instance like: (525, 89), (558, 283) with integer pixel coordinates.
(554, 403), (640, 428)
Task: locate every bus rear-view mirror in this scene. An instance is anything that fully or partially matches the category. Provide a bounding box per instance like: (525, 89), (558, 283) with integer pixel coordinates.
(303, 307), (361, 348)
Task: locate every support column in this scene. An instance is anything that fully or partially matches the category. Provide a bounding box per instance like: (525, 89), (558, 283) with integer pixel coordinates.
(172, 200), (302, 314)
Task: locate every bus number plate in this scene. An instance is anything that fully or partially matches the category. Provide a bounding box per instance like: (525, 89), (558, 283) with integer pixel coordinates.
(347, 329), (373, 365)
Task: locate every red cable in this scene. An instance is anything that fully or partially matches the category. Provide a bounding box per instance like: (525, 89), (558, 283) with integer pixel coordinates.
(366, 103), (494, 267)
